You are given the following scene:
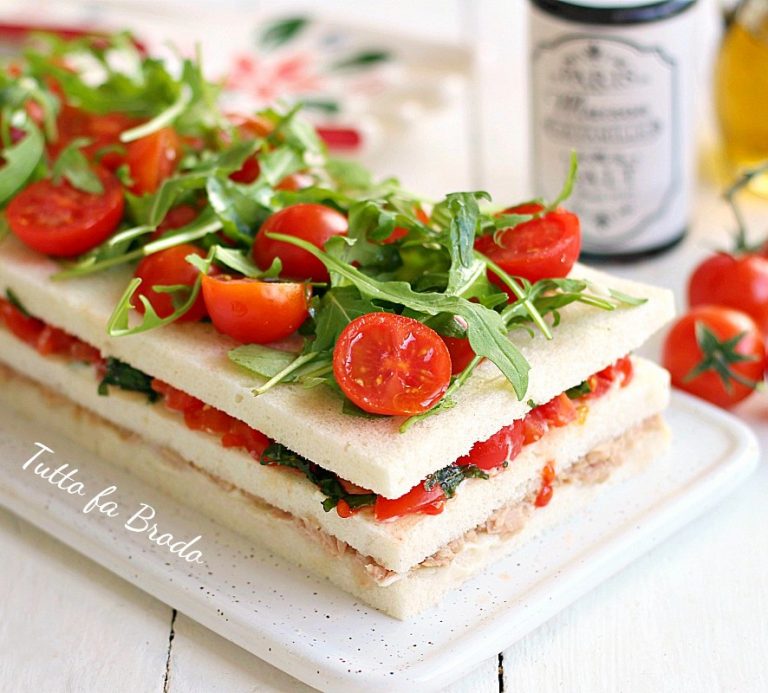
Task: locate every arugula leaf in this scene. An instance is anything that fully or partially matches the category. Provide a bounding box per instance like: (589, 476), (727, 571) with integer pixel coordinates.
(106, 248), (215, 336)
(424, 463), (489, 498)
(51, 138), (104, 194)
(98, 357), (158, 402)
(5, 288), (30, 316)
(0, 118), (44, 205)
(256, 146), (304, 186)
(206, 175), (268, 242)
(53, 207), (222, 280)
(119, 85), (192, 142)
(607, 288), (648, 307)
(547, 150), (578, 211)
(213, 247), (282, 278)
(266, 231), (531, 398)
(566, 380), (593, 399)
(444, 192), (489, 295)
(0, 214), (10, 243)
(311, 287), (378, 352)
(261, 442), (376, 513)
(228, 344), (298, 379)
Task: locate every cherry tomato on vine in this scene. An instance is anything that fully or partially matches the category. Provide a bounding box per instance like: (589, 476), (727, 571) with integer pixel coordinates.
(7, 167), (124, 257)
(474, 202), (581, 291)
(662, 305), (765, 408)
(133, 244), (209, 322)
(333, 312), (452, 416)
(201, 275), (310, 344)
(125, 127), (181, 195)
(253, 203), (348, 282)
(688, 252), (768, 335)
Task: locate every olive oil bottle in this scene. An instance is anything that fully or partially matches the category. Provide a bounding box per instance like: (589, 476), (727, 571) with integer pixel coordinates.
(715, 0), (768, 196)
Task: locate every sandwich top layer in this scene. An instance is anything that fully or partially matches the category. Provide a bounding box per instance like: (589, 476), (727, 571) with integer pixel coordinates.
(0, 237), (674, 497)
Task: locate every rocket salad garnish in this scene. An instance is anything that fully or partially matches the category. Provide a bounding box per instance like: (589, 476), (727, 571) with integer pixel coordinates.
(0, 32), (646, 426)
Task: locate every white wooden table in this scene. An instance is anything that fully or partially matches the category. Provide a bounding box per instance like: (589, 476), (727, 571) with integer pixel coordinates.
(2, 1), (768, 691)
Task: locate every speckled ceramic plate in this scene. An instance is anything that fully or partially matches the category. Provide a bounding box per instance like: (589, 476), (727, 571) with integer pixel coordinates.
(0, 392), (758, 692)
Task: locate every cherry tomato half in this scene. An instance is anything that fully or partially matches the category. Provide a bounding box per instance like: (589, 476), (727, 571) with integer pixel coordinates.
(133, 244), (209, 322)
(374, 481), (445, 521)
(474, 203), (581, 290)
(688, 252), (768, 335)
(253, 203), (348, 282)
(201, 275), (310, 344)
(456, 419), (524, 471)
(126, 127), (181, 195)
(7, 167), (124, 257)
(662, 305), (765, 408)
(333, 312), (452, 416)
(49, 105), (139, 168)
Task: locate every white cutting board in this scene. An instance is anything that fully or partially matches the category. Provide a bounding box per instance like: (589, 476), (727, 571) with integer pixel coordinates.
(0, 391), (758, 691)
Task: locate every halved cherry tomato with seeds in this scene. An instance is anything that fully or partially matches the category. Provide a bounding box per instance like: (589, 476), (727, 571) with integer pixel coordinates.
(333, 312), (452, 416)
(133, 244), (209, 322)
(7, 167), (124, 257)
(201, 275), (310, 344)
(475, 203), (581, 290)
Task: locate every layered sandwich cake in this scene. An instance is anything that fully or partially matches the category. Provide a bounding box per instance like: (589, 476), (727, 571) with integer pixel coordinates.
(0, 34), (674, 618)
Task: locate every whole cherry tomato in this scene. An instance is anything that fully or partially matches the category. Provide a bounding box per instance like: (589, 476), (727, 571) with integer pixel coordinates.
(688, 252), (768, 335)
(125, 127), (181, 195)
(662, 305), (765, 408)
(253, 203), (348, 282)
(333, 312), (452, 416)
(201, 275), (310, 344)
(474, 203), (581, 291)
(133, 244), (209, 322)
(7, 167), (124, 257)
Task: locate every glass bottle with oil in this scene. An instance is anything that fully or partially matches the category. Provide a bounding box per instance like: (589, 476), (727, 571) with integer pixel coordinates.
(715, 0), (768, 195)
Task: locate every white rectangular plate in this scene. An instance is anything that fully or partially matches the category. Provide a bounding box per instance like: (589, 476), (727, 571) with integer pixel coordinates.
(0, 391), (758, 691)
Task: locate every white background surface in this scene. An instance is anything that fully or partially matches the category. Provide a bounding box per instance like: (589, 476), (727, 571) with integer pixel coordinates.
(1, 1), (767, 692)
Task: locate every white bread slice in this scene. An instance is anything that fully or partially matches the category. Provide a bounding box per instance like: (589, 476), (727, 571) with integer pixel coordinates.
(0, 328), (669, 572)
(0, 236), (674, 497)
(0, 362), (668, 619)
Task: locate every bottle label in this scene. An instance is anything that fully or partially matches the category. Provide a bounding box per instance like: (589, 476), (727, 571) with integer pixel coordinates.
(530, 9), (694, 254)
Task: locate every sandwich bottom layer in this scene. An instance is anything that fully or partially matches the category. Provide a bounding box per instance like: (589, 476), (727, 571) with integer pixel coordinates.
(0, 362), (670, 619)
